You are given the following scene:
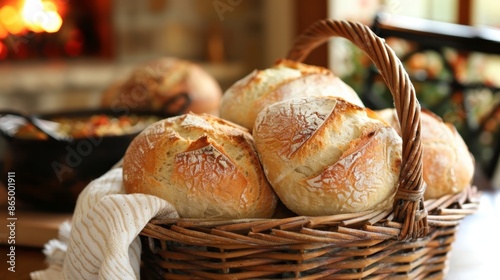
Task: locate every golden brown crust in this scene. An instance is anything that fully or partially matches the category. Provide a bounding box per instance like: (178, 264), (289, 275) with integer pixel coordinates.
(375, 108), (475, 199)
(220, 59), (364, 130)
(123, 113), (277, 218)
(102, 57), (222, 116)
(301, 127), (401, 214)
(253, 96), (402, 216)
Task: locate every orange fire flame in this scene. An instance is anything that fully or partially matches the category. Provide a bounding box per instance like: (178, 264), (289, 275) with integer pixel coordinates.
(0, 0), (63, 38)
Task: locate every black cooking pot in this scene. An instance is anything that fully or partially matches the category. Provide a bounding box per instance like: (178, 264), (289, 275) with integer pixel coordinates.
(0, 108), (169, 212)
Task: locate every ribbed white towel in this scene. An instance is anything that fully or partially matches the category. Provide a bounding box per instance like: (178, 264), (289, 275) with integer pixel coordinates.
(30, 167), (179, 280)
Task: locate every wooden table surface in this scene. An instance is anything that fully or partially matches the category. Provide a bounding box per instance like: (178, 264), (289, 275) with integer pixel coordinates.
(0, 186), (71, 280)
(0, 246), (45, 280)
(0, 190), (498, 279)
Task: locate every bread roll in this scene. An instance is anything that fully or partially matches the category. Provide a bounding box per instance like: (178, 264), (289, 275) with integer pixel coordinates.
(220, 59), (364, 130)
(123, 113), (277, 219)
(102, 57), (222, 116)
(375, 108), (474, 199)
(253, 96), (402, 216)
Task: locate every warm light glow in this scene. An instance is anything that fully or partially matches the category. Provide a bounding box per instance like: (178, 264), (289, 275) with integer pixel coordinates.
(0, 18), (10, 39)
(0, 5), (24, 35)
(19, 0), (63, 33)
(42, 11), (62, 33)
(21, 0), (63, 33)
(21, 0), (43, 32)
(0, 0), (64, 36)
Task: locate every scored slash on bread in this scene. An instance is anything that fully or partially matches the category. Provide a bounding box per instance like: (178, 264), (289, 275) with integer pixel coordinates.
(220, 59), (364, 130)
(122, 113), (277, 219)
(253, 96), (402, 216)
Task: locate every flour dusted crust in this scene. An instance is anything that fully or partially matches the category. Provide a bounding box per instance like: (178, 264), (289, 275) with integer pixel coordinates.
(123, 113), (277, 218)
(375, 108), (475, 199)
(253, 96), (402, 216)
(220, 59), (364, 130)
(102, 57), (222, 116)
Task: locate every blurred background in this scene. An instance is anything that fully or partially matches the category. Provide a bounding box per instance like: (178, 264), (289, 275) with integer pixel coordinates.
(0, 0), (499, 188)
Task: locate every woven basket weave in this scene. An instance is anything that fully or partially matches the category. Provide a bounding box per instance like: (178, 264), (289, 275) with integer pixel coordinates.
(139, 19), (480, 279)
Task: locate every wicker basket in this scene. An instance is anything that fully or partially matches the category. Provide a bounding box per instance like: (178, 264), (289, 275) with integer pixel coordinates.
(139, 19), (480, 279)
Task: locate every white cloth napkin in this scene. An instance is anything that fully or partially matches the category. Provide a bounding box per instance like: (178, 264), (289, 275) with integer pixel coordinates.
(30, 167), (179, 280)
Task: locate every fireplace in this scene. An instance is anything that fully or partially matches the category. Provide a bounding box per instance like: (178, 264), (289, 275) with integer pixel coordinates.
(0, 0), (273, 113)
(0, 0), (112, 60)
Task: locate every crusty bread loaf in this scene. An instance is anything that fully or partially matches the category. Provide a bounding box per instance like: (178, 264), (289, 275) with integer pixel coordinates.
(253, 96), (402, 216)
(220, 59), (364, 130)
(375, 108), (475, 199)
(102, 57), (222, 116)
(122, 113), (277, 219)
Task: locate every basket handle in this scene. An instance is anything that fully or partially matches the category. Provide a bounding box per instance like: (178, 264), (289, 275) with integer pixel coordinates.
(287, 19), (428, 240)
